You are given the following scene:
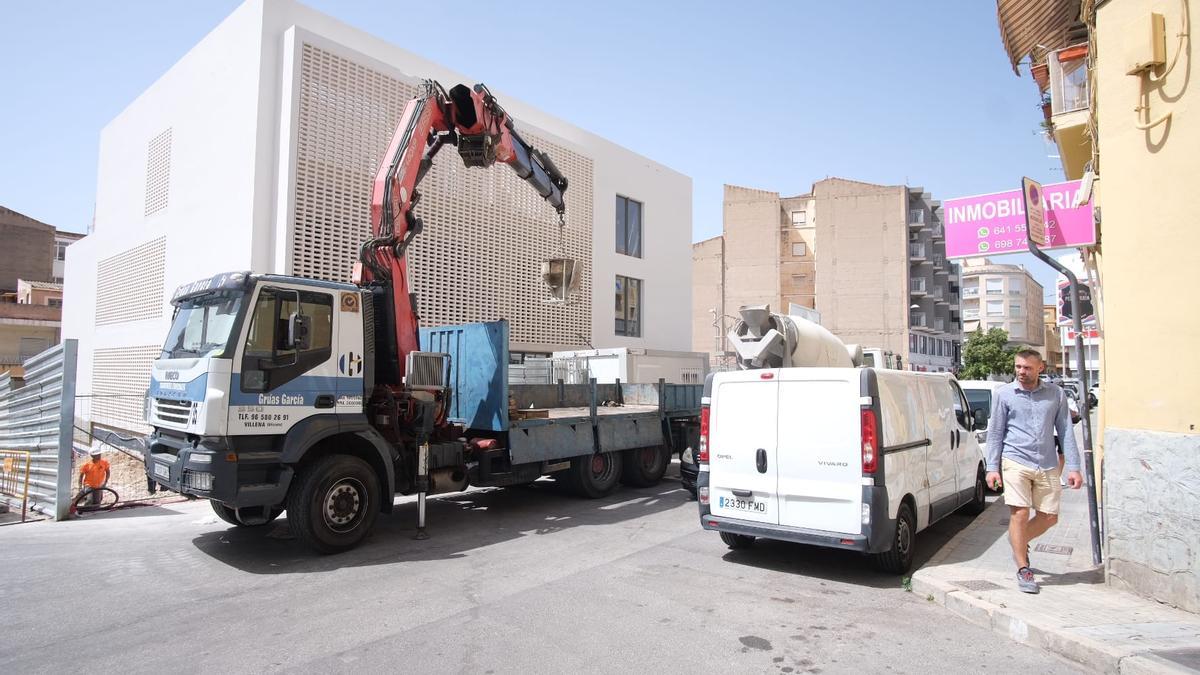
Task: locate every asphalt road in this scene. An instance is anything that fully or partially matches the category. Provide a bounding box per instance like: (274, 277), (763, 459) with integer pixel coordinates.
(0, 465), (1082, 674)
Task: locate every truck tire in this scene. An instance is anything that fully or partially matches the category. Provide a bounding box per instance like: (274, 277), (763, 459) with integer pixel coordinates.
(287, 454), (380, 554)
(872, 502), (916, 574)
(719, 531), (755, 549)
(210, 501), (282, 527)
(620, 445), (669, 487)
(568, 451), (623, 499)
(962, 464), (988, 516)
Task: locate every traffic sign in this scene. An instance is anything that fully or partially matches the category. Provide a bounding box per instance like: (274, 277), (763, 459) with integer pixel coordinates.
(1023, 177), (1046, 246)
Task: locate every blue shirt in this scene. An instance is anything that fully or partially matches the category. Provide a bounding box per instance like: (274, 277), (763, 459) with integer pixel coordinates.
(985, 381), (1079, 473)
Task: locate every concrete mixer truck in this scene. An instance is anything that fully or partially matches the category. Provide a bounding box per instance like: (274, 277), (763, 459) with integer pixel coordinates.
(695, 305), (988, 574)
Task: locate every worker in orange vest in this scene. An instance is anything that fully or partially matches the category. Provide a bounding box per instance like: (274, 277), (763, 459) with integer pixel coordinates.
(76, 449), (110, 507)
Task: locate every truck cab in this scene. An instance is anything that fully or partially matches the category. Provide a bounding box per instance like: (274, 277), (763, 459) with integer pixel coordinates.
(145, 272), (379, 526)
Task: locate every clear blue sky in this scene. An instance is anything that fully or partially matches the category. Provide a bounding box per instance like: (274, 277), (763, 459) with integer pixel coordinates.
(0, 0), (1068, 299)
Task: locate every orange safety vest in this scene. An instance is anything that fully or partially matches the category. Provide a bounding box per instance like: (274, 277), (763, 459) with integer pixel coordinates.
(81, 459), (109, 488)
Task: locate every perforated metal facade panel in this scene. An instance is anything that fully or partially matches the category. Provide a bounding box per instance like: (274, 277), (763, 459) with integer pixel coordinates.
(292, 44), (593, 347)
(91, 345), (158, 434)
(144, 128), (172, 217)
(95, 237), (166, 326)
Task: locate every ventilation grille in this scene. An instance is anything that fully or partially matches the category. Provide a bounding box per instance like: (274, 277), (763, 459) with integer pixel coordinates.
(406, 351), (448, 388)
(144, 128), (172, 217)
(91, 345), (159, 434)
(292, 43), (593, 348)
(95, 237), (166, 325)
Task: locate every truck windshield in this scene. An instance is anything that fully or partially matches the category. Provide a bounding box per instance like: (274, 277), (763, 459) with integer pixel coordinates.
(162, 291), (244, 359)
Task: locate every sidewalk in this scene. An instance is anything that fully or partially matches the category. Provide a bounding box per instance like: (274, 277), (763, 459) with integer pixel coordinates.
(913, 483), (1200, 673)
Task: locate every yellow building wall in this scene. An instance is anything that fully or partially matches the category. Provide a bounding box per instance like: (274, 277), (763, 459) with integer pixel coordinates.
(1096, 0), (1199, 433)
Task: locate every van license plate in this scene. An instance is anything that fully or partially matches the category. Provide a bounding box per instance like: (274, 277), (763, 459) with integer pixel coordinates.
(154, 463), (170, 480)
(719, 495), (767, 513)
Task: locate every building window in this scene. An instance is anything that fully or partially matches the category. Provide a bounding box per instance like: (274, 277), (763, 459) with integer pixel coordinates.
(1010, 303), (1021, 318)
(790, 274), (808, 284)
(1010, 324), (1024, 339)
(615, 275), (642, 337)
(986, 300), (1004, 316)
(920, 336), (928, 354)
(986, 278), (1004, 295)
(56, 242), (68, 261)
(791, 242), (806, 257)
(791, 210), (807, 226)
(615, 195), (643, 258)
(910, 334), (918, 351)
(47, 298), (63, 308)
(1009, 277), (1024, 295)
(936, 340), (943, 357)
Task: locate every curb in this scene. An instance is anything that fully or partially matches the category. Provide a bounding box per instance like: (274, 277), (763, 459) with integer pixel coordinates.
(910, 573), (1140, 674)
(912, 497), (1195, 674)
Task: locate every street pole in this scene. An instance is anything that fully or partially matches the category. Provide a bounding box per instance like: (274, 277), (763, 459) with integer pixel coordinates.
(1026, 242), (1102, 566)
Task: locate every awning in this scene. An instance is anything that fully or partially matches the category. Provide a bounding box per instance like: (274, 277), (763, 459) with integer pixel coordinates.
(996, 0), (1084, 74)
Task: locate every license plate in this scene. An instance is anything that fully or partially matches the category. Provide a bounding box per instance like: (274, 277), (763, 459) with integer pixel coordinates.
(154, 462), (170, 480)
(718, 495), (767, 513)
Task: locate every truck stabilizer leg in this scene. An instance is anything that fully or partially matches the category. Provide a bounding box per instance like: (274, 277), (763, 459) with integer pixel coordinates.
(415, 442), (430, 540)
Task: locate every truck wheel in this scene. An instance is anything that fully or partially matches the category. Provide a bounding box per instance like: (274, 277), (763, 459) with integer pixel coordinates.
(719, 531), (755, 549)
(287, 454), (380, 554)
(211, 501), (282, 527)
(620, 445), (669, 487)
(962, 464), (988, 515)
(872, 502), (916, 574)
(568, 452), (623, 498)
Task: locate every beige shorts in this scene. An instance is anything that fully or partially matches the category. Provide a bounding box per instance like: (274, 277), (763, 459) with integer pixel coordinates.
(1002, 458), (1062, 514)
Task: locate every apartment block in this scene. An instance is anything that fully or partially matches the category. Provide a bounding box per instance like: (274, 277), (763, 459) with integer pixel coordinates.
(692, 178), (962, 372)
(959, 258), (1045, 347)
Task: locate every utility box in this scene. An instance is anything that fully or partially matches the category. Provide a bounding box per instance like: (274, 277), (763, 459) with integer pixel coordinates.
(1126, 11), (1167, 75)
(549, 348), (709, 384)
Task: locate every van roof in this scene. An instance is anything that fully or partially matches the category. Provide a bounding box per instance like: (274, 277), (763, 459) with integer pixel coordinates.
(957, 380), (1008, 391)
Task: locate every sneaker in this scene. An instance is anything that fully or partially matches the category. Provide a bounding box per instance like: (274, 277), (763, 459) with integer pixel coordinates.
(1017, 566), (1039, 594)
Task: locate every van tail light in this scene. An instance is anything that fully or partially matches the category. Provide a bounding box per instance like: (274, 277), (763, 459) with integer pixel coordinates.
(698, 406), (710, 463)
(861, 408), (878, 474)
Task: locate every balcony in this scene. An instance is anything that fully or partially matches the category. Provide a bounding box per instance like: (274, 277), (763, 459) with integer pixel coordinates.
(934, 319), (946, 333)
(908, 210), (926, 228)
(930, 224), (945, 239)
(910, 278), (927, 295)
(1044, 44), (1092, 180)
(910, 312), (929, 330)
(909, 243), (927, 261)
(962, 286), (979, 298)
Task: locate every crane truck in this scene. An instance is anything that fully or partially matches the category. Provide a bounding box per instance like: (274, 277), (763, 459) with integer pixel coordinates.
(143, 81), (700, 553)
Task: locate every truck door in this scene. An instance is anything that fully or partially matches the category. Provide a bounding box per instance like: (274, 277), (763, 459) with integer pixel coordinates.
(708, 371), (778, 525)
(230, 284), (337, 434)
(776, 369), (862, 535)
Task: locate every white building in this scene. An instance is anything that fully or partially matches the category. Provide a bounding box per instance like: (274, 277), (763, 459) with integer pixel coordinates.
(62, 0), (692, 434)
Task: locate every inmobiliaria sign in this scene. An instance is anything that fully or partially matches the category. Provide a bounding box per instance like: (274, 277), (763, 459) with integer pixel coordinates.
(943, 180), (1096, 259)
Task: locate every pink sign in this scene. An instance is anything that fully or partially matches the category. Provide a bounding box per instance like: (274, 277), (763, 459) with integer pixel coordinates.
(944, 180), (1095, 259)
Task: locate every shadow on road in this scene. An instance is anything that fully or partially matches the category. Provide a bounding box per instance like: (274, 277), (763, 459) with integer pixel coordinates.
(191, 477), (693, 574)
(715, 496), (1002, 589)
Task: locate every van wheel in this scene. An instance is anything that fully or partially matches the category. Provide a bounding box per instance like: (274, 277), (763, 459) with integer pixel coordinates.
(287, 454), (379, 554)
(720, 531), (755, 549)
(568, 452), (623, 498)
(962, 465), (988, 515)
(621, 445), (669, 487)
(872, 503), (916, 574)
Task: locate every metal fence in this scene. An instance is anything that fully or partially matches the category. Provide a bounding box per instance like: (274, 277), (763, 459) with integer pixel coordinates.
(0, 340), (77, 520)
(0, 449), (32, 521)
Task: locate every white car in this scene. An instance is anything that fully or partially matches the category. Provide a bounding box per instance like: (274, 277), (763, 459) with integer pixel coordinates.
(957, 380), (1008, 445)
(698, 368), (987, 574)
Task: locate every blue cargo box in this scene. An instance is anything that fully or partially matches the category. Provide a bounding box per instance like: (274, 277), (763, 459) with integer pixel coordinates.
(421, 320), (701, 465)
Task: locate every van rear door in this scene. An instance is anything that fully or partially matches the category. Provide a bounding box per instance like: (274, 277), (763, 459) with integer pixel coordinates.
(775, 369), (863, 535)
(708, 371), (779, 525)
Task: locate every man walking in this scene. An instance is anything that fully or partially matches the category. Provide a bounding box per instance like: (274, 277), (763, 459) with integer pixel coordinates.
(985, 350), (1083, 594)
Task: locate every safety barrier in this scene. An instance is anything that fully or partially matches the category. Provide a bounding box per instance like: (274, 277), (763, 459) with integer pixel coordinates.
(0, 449), (32, 521)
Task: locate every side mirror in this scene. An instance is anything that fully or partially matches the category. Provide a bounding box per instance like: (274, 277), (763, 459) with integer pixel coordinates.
(973, 415), (988, 431)
(288, 312), (312, 351)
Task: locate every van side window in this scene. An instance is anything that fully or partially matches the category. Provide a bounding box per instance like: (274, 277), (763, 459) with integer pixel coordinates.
(949, 382), (972, 429)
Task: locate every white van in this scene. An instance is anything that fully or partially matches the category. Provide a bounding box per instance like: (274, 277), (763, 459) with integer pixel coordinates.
(957, 380), (1007, 444)
(697, 367), (987, 573)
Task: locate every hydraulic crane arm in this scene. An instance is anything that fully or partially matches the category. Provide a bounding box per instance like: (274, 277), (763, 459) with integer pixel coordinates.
(356, 80), (569, 378)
